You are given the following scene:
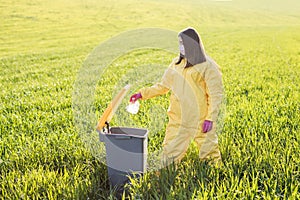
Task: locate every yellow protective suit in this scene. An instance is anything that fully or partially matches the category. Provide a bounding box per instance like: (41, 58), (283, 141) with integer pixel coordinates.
(139, 56), (223, 166)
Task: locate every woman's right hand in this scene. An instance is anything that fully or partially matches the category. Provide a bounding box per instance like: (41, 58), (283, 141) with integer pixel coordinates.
(130, 93), (142, 103)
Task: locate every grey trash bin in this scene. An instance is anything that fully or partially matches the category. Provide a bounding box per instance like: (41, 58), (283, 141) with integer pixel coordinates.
(99, 127), (148, 188)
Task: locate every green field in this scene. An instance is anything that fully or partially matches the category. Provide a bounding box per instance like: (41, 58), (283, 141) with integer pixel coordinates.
(1, 0), (299, 199)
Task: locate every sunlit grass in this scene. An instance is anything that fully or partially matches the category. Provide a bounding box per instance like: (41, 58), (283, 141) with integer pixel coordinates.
(0, 0), (299, 199)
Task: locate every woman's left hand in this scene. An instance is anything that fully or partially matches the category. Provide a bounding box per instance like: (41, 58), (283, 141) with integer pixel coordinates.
(202, 120), (213, 133)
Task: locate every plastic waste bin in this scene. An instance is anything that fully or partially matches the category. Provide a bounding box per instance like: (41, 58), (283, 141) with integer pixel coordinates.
(96, 85), (148, 189)
(99, 127), (148, 188)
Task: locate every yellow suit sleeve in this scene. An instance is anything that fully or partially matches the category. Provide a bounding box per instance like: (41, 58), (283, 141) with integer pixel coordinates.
(139, 66), (173, 100)
(204, 61), (224, 122)
(139, 83), (169, 100)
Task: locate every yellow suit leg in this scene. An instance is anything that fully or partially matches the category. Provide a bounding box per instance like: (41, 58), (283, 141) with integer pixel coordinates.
(160, 122), (195, 166)
(195, 125), (221, 163)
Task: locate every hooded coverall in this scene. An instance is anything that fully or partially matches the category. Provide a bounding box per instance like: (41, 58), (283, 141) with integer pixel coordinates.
(139, 28), (223, 166)
(140, 56), (223, 165)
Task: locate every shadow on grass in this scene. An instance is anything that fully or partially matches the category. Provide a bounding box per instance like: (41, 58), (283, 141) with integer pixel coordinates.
(73, 159), (118, 200)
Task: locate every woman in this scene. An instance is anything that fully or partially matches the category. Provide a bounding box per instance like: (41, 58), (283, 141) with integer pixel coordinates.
(130, 27), (223, 166)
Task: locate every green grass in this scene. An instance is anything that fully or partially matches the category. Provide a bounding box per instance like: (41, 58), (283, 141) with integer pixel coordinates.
(1, 0), (299, 199)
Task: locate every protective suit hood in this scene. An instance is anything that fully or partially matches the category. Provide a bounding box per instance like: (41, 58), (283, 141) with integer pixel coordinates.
(178, 27), (206, 67)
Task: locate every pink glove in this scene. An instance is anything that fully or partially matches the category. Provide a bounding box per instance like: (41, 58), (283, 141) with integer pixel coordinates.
(130, 93), (142, 103)
(202, 120), (213, 133)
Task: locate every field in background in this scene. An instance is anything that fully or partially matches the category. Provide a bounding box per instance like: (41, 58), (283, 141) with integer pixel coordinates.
(0, 0), (299, 199)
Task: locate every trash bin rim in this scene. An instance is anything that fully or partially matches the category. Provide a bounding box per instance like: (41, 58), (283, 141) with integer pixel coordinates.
(104, 126), (148, 139)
